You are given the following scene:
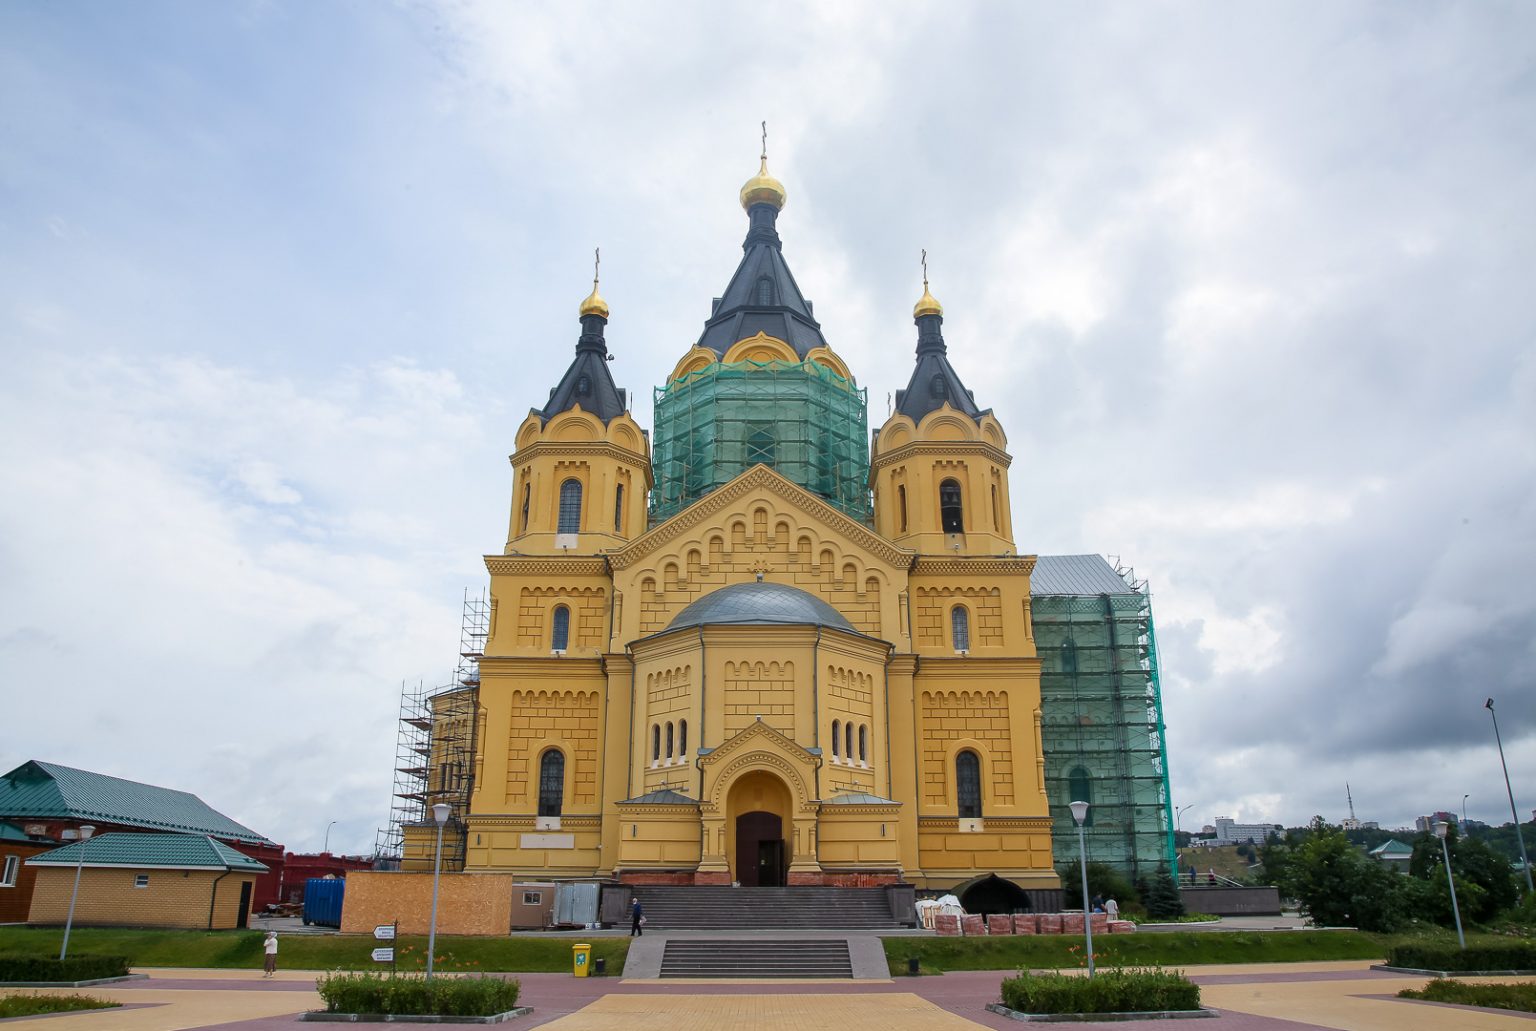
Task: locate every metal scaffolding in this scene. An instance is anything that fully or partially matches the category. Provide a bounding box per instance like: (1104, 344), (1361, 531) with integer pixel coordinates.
(649, 358), (870, 522)
(1032, 557), (1176, 881)
(375, 589), (487, 869)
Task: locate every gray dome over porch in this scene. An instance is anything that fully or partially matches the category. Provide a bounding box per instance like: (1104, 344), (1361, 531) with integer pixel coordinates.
(664, 580), (855, 633)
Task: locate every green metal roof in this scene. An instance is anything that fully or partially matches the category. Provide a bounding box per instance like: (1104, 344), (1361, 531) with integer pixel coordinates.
(618, 788), (698, 805)
(27, 832), (267, 872)
(0, 760), (272, 845)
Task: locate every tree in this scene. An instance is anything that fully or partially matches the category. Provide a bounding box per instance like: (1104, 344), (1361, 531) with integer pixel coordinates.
(1273, 819), (1407, 932)
(1057, 862), (1140, 910)
(1408, 828), (1518, 923)
(1143, 864), (1186, 919)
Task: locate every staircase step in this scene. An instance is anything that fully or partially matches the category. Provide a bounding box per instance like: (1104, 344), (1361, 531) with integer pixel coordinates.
(659, 939), (854, 979)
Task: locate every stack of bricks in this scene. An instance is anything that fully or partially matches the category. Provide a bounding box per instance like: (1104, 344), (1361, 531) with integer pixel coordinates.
(928, 912), (1137, 936)
(960, 914), (987, 935)
(934, 914), (962, 936)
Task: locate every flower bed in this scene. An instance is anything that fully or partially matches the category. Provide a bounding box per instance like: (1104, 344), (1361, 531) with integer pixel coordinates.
(1398, 978), (1536, 1014)
(1386, 943), (1536, 973)
(998, 967), (1203, 1015)
(314, 971), (521, 1018)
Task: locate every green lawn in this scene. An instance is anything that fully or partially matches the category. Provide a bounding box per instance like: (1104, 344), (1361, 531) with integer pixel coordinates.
(0, 928), (629, 974)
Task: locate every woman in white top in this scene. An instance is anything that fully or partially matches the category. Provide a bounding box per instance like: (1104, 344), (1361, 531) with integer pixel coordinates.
(263, 931), (278, 978)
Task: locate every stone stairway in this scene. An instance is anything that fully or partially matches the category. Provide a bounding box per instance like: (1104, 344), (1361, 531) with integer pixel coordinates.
(631, 885), (903, 929)
(659, 938), (853, 978)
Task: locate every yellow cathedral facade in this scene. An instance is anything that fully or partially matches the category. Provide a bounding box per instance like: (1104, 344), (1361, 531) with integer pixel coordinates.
(408, 153), (1061, 900)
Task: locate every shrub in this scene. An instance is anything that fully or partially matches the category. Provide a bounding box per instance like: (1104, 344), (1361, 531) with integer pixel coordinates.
(999, 967), (1201, 1014)
(1387, 943), (1536, 971)
(0, 955), (131, 983)
(1057, 862), (1141, 910)
(316, 971), (521, 1016)
(0, 993), (121, 1018)
(1398, 978), (1536, 1013)
(1143, 865), (1186, 919)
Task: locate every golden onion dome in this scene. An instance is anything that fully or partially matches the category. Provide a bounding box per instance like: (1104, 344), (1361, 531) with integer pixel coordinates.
(740, 155), (787, 211)
(913, 282), (943, 318)
(579, 283), (609, 319)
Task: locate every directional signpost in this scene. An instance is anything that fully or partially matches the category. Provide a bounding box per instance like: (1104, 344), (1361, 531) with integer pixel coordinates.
(374, 922), (398, 975)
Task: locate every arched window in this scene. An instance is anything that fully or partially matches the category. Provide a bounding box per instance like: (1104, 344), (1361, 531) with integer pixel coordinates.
(756, 276), (775, 305)
(831, 719), (841, 759)
(951, 605), (970, 652)
(845, 721), (854, 762)
(557, 478), (583, 534)
(652, 724), (661, 762)
(576, 374), (591, 396)
(613, 484), (625, 533)
(538, 750), (565, 817)
(1068, 767), (1093, 826)
(898, 485), (908, 532)
(665, 722), (675, 759)
(931, 374), (949, 399)
(520, 484), (531, 533)
(957, 750), (982, 819)
(858, 724), (868, 763)
(551, 606), (570, 651)
(746, 423), (775, 466)
(678, 719), (687, 758)
(1061, 638), (1078, 674)
(940, 478), (964, 533)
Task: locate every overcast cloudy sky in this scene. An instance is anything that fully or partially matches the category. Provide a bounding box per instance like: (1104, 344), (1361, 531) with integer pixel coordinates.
(3, 2), (1532, 854)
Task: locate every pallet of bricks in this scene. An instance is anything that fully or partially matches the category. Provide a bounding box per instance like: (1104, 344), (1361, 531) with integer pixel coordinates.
(931, 912), (1136, 936)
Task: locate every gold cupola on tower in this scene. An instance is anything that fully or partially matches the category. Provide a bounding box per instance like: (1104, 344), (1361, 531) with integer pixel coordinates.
(914, 249), (943, 318)
(578, 247), (609, 319)
(740, 121), (787, 211)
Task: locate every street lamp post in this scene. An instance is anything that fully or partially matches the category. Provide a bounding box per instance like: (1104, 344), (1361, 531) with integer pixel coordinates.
(323, 820), (337, 854)
(1176, 804), (1193, 834)
(59, 825), (96, 960)
(1069, 801), (1095, 978)
(1433, 820), (1465, 950)
(1462, 795), (1469, 828)
(1485, 699), (1534, 893)
(425, 804), (451, 981)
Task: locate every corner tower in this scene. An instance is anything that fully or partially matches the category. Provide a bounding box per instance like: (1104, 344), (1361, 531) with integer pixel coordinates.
(649, 148), (870, 522)
(507, 260), (653, 554)
(870, 265), (1015, 555)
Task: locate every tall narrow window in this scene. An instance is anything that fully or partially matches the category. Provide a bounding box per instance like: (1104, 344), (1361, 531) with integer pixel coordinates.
(520, 484), (531, 533)
(951, 605), (970, 652)
(576, 374), (591, 396)
(831, 719), (841, 759)
(931, 374), (949, 399)
(991, 483), (1000, 529)
(557, 478), (583, 534)
(613, 484), (625, 533)
(1068, 767), (1093, 825)
(665, 722), (675, 759)
(0, 855), (17, 887)
(957, 750), (982, 819)
(940, 478), (964, 533)
(858, 724), (868, 763)
(756, 276), (775, 305)
(551, 606), (570, 651)
(898, 485), (908, 532)
(538, 750), (565, 817)
(652, 724), (661, 762)
(845, 721), (854, 762)
(678, 719), (687, 758)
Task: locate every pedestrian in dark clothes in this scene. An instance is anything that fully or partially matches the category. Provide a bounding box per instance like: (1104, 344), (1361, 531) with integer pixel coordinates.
(630, 897), (644, 936)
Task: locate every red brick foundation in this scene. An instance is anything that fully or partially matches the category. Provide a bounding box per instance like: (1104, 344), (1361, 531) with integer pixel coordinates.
(787, 871), (826, 886)
(693, 871), (732, 886)
(617, 871), (697, 886)
(821, 872), (902, 887)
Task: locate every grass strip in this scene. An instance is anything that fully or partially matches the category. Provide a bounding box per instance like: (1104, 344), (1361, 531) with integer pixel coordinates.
(884, 930), (1385, 973)
(0, 928), (629, 974)
(1398, 978), (1536, 1013)
(0, 993), (121, 1018)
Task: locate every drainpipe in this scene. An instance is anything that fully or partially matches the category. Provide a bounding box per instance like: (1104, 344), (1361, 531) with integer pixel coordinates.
(207, 868), (232, 930)
(812, 625), (823, 802)
(697, 626), (707, 800)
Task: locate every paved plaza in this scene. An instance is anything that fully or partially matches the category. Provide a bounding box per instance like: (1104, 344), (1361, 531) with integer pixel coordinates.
(3, 957), (1534, 1030)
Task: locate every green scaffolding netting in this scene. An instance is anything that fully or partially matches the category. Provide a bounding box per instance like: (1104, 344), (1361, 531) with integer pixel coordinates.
(650, 358), (871, 523)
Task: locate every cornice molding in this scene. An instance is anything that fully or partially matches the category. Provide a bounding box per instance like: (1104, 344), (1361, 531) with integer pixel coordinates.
(484, 556), (609, 576)
(510, 440), (651, 470)
(917, 816), (1052, 829)
(610, 465), (914, 570)
(911, 556), (1037, 576)
(871, 440), (1012, 470)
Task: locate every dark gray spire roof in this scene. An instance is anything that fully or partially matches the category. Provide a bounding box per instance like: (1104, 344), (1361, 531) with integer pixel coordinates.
(892, 310), (984, 423)
(695, 204), (829, 358)
(541, 313), (629, 423)
(664, 580), (856, 633)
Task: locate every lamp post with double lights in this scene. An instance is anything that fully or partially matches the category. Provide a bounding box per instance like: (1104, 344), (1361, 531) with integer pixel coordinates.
(1069, 801), (1095, 978)
(1485, 698), (1533, 893)
(426, 803), (451, 980)
(59, 825), (96, 960)
(1433, 819), (1466, 950)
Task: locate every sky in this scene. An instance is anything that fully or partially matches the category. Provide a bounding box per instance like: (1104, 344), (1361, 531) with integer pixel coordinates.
(2, 1), (1533, 854)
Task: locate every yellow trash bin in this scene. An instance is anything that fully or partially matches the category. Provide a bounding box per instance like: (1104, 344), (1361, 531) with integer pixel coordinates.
(572, 943), (592, 977)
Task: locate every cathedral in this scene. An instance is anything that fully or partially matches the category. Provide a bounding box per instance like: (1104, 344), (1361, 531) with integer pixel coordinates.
(399, 149), (1175, 902)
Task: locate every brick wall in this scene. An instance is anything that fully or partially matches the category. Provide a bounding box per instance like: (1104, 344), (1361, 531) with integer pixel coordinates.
(0, 843), (51, 923)
(339, 871), (516, 936)
(27, 867), (255, 929)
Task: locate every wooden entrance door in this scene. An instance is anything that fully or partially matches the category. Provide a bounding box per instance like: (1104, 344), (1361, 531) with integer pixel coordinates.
(735, 811), (785, 887)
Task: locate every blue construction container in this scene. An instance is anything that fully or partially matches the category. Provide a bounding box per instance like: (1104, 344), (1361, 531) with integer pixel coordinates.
(302, 877), (345, 927)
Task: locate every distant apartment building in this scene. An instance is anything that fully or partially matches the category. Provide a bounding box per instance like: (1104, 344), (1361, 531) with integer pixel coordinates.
(1211, 817), (1281, 844)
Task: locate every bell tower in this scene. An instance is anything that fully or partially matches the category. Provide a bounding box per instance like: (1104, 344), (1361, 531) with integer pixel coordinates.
(507, 254), (652, 555)
(870, 260), (1015, 555)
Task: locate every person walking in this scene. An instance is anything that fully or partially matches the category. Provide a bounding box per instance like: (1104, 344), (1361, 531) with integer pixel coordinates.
(1105, 897), (1120, 921)
(629, 897), (644, 937)
(262, 931), (278, 978)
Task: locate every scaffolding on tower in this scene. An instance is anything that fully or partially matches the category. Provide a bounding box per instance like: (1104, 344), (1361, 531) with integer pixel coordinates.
(375, 589), (488, 870)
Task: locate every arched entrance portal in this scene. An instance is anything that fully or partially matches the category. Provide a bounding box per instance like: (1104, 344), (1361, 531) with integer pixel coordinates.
(726, 770), (792, 887)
